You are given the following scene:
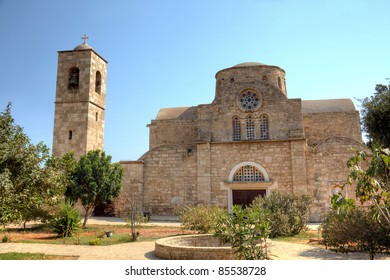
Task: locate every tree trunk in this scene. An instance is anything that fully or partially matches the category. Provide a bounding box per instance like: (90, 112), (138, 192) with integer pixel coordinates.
(369, 251), (375, 260)
(83, 207), (91, 228)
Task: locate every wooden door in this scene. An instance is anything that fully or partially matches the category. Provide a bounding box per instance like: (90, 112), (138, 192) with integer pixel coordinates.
(232, 189), (266, 207)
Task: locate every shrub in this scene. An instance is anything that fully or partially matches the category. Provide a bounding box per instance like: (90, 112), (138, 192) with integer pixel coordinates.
(214, 205), (270, 260)
(176, 205), (225, 233)
(89, 237), (101, 246)
(321, 207), (390, 260)
(1, 235), (11, 243)
(50, 200), (81, 237)
(251, 191), (312, 238)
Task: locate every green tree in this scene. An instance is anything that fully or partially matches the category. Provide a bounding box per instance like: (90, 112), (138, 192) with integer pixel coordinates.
(360, 83), (390, 147)
(70, 150), (123, 228)
(0, 103), (66, 228)
(346, 148), (390, 225)
(48, 152), (78, 201)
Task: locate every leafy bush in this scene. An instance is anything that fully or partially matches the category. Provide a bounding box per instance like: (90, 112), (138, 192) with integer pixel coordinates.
(50, 200), (81, 237)
(1, 235), (11, 243)
(251, 191), (312, 238)
(214, 205), (270, 260)
(89, 237), (101, 246)
(176, 205), (225, 233)
(321, 207), (390, 260)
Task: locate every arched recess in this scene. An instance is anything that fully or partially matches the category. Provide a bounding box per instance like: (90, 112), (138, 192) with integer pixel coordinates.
(68, 67), (79, 89)
(224, 162), (274, 212)
(228, 161), (269, 182)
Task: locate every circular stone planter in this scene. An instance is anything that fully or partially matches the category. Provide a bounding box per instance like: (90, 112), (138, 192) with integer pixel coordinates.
(155, 234), (235, 260)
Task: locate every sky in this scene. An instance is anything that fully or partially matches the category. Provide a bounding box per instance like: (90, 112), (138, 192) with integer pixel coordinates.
(0, 0), (389, 163)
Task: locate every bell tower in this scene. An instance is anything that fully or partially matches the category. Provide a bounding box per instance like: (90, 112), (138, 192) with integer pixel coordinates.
(52, 35), (108, 158)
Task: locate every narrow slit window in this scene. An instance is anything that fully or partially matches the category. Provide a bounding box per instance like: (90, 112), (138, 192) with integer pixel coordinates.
(95, 112), (98, 122)
(68, 130), (73, 140)
(95, 71), (101, 93)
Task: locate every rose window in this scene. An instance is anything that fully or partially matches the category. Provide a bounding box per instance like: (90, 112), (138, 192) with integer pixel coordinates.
(239, 90), (261, 111)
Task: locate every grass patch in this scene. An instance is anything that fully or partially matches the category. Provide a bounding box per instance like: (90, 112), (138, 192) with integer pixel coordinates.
(0, 252), (78, 260)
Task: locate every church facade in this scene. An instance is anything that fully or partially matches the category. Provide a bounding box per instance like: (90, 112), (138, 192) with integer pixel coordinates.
(119, 62), (367, 221)
(52, 40), (368, 222)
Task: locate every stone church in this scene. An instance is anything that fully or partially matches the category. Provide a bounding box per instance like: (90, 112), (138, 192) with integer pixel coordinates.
(52, 38), (368, 222)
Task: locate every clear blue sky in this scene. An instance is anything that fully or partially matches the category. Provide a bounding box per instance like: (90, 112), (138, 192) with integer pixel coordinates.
(1, 0), (389, 162)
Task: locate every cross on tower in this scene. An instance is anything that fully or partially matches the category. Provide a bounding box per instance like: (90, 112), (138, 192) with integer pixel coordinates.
(81, 34), (89, 44)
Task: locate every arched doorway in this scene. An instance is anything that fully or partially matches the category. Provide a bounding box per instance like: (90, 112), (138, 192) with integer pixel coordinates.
(224, 161), (273, 211)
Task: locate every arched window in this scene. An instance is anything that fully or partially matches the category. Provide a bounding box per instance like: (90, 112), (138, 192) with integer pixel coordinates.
(277, 77), (282, 89)
(95, 71), (101, 93)
(262, 75), (267, 81)
(259, 115), (269, 140)
(68, 67), (79, 89)
(68, 130), (73, 140)
(233, 165), (265, 182)
(246, 115), (254, 140)
(232, 116), (241, 141)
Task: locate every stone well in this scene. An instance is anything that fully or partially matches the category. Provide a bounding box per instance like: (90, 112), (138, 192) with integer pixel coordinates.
(154, 234), (235, 260)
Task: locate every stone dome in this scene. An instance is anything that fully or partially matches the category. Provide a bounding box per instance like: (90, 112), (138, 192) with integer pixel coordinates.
(233, 62), (266, 67)
(73, 43), (93, 51)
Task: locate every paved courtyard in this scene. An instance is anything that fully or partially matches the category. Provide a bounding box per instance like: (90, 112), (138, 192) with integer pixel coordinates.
(1, 218), (389, 260)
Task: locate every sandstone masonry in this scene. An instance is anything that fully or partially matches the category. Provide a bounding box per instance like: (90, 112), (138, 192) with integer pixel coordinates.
(119, 62), (368, 221)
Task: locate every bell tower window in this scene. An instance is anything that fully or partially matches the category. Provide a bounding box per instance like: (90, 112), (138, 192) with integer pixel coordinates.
(95, 71), (101, 93)
(68, 67), (80, 90)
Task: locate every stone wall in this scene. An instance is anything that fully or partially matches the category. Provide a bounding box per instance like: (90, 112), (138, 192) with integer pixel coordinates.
(208, 141), (295, 206)
(303, 111), (361, 147)
(140, 145), (197, 215)
(148, 119), (198, 150)
(52, 102), (89, 157)
(155, 234), (235, 260)
(116, 161), (144, 217)
(306, 137), (369, 221)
